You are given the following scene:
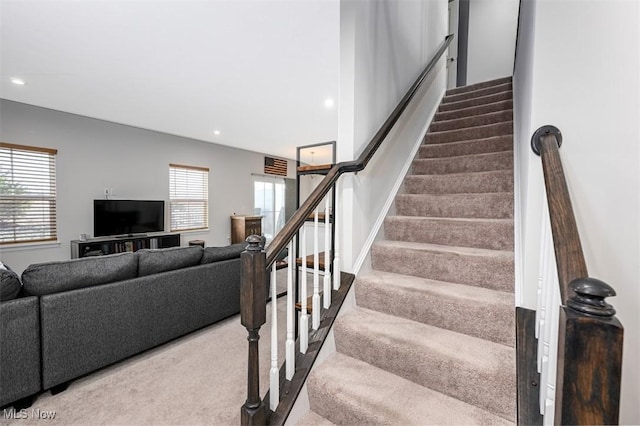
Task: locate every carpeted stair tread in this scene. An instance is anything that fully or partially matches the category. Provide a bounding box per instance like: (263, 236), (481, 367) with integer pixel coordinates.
(412, 150), (513, 175)
(442, 82), (512, 104)
(404, 170), (513, 194)
(445, 76), (512, 96)
(295, 410), (337, 426)
(434, 99), (513, 122)
(418, 135), (513, 158)
(333, 308), (516, 420)
(384, 216), (514, 250)
(424, 121), (513, 144)
(371, 240), (514, 292)
(395, 192), (513, 219)
(430, 109), (513, 132)
(355, 270), (515, 346)
(438, 91), (512, 112)
(307, 352), (513, 425)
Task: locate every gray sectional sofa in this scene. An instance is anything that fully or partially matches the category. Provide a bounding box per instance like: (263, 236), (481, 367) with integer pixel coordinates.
(0, 243), (247, 408)
(0, 294), (41, 408)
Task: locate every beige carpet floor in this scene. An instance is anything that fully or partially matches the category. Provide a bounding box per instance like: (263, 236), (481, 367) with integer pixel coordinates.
(1, 294), (288, 426)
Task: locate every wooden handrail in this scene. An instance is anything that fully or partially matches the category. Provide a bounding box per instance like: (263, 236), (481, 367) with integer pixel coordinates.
(531, 125), (623, 425)
(265, 34), (454, 267)
(531, 126), (587, 302)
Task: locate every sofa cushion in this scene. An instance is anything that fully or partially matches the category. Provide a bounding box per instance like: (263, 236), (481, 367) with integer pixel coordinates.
(201, 243), (246, 264)
(22, 252), (138, 296)
(137, 246), (203, 277)
(0, 261), (22, 301)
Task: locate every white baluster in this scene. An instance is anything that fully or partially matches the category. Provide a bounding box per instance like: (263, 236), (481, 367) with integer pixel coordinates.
(539, 227), (553, 415)
(269, 263), (279, 411)
(285, 241), (295, 380)
(300, 227), (309, 353)
(312, 207), (321, 330)
(535, 214), (546, 341)
(539, 201), (557, 416)
(543, 280), (561, 425)
(537, 207), (551, 375)
(332, 185), (340, 291)
(323, 196), (332, 309)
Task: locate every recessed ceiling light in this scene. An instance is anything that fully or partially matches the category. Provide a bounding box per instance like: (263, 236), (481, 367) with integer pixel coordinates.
(10, 78), (26, 86)
(214, 130), (221, 136)
(324, 98), (335, 109)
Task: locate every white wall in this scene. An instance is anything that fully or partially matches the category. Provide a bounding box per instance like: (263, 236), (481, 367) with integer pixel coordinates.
(513, 0), (539, 308)
(513, 1), (639, 423)
(466, 0), (519, 85)
(0, 100), (294, 275)
(337, 0), (448, 273)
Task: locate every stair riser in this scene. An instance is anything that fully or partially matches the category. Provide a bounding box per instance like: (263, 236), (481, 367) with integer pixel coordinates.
(395, 193), (513, 219)
(443, 82), (512, 104)
(412, 151), (513, 175)
(404, 172), (514, 194)
(446, 76), (512, 96)
(371, 244), (514, 291)
(438, 91), (512, 112)
(355, 277), (515, 346)
(334, 314), (516, 419)
(430, 110), (513, 133)
(434, 100), (513, 122)
(425, 121), (513, 145)
(419, 136), (512, 158)
(384, 217), (514, 250)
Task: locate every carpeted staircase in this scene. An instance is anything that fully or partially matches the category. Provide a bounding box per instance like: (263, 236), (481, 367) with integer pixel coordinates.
(301, 77), (516, 425)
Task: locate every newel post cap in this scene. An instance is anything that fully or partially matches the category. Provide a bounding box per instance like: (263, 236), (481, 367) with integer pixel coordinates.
(245, 234), (263, 251)
(567, 277), (617, 317)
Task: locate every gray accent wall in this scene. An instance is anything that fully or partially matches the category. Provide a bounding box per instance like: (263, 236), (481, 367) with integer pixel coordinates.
(0, 100), (294, 275)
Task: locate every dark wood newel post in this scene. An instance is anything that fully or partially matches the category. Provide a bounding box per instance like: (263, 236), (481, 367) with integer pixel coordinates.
(555, 278), (624, 425)
(240, 235), (267, 426)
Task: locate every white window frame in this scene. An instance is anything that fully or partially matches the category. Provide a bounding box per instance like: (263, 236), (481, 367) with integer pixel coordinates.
(169, 163), (209, 232)
(0, 142), (58, 245)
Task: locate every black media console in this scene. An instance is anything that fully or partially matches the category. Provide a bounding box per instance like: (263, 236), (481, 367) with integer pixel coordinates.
(70, 233), (180, 258)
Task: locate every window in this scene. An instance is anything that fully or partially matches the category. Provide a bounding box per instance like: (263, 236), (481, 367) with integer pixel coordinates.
(253, 175), (286, 241)
(169, 164), (209, 232)
(0, 143), (58, 245)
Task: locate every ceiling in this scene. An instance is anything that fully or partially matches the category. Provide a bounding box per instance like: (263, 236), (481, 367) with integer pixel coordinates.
(0, 0), (340, 160)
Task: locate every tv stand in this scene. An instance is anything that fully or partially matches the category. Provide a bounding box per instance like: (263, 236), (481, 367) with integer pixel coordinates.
(71, 232), (180, 258)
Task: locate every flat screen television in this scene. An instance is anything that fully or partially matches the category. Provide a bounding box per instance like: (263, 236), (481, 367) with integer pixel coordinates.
(94, 199), (165, 237)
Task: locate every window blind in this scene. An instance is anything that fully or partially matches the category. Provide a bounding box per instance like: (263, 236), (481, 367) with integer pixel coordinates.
(169, 163), (209, 232)
(0, 143), (58, 245)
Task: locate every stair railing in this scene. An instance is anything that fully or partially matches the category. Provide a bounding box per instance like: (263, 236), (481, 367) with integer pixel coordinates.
(531, 125), (624, 425)
(239, 34), (454, 425)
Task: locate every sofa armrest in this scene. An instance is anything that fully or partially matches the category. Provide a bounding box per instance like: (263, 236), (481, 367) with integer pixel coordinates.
(0, 296), (41, 407)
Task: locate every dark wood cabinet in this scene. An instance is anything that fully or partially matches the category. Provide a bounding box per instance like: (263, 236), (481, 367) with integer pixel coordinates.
(71, 233), (180, 258)
(231, 215), (262, 244)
